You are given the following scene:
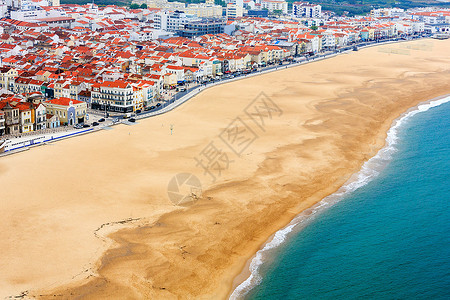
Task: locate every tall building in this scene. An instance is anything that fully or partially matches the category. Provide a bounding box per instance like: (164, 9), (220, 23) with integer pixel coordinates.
(147, 0), (185, 10)
(226, 3), (243, 18)
(10, 0), (46, 21)
(153, 10), (200, 32)
(293, 2), (321, 18)
(370, 8), (404, 18)
(178, 17), (226, 37)
(0, 0), (8, 18)
(184, 3), (223, 18)
(261, 0), (288, 14)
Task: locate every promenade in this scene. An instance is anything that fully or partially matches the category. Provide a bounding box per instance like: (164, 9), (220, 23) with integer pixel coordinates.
(0, 35), (429, 155)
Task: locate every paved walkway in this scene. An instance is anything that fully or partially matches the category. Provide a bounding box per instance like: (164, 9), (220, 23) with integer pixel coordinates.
(1, 36), (429, 155)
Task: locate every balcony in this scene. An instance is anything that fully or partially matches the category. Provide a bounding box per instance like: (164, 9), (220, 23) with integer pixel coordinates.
(6, 117), (19, 126)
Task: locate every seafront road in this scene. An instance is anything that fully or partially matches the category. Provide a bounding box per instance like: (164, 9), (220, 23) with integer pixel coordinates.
(0, 35), (429, 155)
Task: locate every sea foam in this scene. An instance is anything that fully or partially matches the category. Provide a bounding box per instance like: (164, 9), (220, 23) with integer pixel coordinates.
(230, 95), (450, 300)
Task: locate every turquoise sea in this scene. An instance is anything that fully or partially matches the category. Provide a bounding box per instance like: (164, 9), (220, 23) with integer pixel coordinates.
(231, 96), (450, 300)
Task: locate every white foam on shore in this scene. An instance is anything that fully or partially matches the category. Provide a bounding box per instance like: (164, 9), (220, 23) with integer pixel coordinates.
(229, 95), (450, 300)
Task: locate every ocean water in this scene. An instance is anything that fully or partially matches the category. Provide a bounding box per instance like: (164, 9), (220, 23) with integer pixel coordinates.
(232, 97), (450, 300)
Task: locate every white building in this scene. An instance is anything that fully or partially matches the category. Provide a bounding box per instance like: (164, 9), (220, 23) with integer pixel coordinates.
(293, 2), (321, 18)
(153, 11), (200, 32)
(147, 0), (185, 10)
(10, 0), (47, 21)
(130, 28), (174, 41)
(226, 3), (243, 18)
(261, 0), (288, 14)
(0, 0), (8, 18)
(370, 8), (405, 18)
(184, 3), (223, 18)
(227, 0), (243, 8)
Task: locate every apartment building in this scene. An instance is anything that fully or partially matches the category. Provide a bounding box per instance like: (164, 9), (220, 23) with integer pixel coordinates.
(226, 4), (243, 18)
(293, 2), (322, 18)
(178, 18), (226, 37)
(0, 67), (18, 91)
(153, 11), (200, 33)
(261, 0), (288, 14)
(91, 81), (134, 113)
(184, 3), (223, 18)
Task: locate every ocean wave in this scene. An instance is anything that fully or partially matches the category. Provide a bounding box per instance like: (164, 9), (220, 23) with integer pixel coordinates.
(229, 95), (450, 300)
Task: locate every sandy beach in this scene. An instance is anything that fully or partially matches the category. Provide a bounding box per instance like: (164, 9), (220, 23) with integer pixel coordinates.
(0, 38), (449, 299)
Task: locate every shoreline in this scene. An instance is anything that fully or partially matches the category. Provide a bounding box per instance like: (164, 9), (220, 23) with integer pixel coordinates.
(0, 37), (424, 157)
(1, 39), (449, 299)
(228, 93), (450, 299)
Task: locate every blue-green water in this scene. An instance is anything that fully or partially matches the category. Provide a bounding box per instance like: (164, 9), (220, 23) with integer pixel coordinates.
(232, 97), (450, 300)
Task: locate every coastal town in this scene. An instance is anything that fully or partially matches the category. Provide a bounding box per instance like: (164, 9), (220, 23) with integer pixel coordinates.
(1, 0), (450, 298)
(0, 0), (449, 152)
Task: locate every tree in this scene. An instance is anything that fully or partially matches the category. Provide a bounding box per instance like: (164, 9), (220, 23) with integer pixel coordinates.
(130, 3), (139, 9)
(310, 25), (318, 31)
(273, 9), (282, 15)
(140, 3), (147, 8)
(215, 0), (226, 7)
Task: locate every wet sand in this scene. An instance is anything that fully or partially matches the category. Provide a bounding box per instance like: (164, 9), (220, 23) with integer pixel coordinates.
(0, 39), (449, 299)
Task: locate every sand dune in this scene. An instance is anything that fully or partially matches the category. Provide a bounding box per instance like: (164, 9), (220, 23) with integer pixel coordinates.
(0, 39), (449, 299)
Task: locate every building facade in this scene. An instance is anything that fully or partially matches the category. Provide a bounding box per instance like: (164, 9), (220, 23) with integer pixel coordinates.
(91, 81), (134, 113)
(44, 97), (87, 125)
(0, 67), (18, 91)
(226, 3), (243, 18)
(34, 102), (46, 130)
(293, 2), (321, 18)
(153, 11), (200, 33)
(261, 0), (288, 14)
(0, 110), (5, 136)
(178, 18), (226, 37)
(0, 102), (20, 135)
(184, 3), (223, 18)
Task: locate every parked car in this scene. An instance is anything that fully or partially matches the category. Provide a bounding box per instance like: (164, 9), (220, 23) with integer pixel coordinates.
(135, 110), (141, 114)
(92, 122), (99, 126)
(178, 87), (186, 92)
(83, 124), (90, 128)
(150, 106), (156, 110)
(129, 118), (136, 123)
(156, 103), (161, 107)
(98, 118), (105, 122)
(74, 124), (83, 129)
(112, 118), (120, 124)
